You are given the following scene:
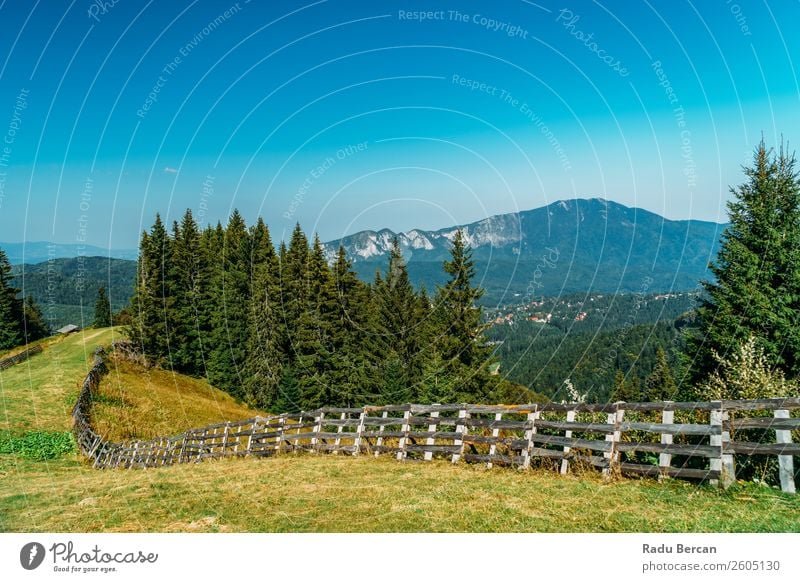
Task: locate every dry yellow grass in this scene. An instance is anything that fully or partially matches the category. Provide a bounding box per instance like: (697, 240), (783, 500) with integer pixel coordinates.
(92, 355), (259, 441)
(2, 454), (798, 533)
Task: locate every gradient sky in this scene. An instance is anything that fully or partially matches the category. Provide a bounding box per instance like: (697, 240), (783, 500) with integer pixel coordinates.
(0, 0), (798, 249)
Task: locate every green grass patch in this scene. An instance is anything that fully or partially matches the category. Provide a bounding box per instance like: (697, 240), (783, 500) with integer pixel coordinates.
(0, 431), (76, 460)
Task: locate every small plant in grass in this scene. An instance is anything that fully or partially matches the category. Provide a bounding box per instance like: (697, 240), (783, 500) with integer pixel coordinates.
(0, 431), (77, 460)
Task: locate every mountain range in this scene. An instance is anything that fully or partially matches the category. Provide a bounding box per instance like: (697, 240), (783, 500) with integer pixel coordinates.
(324, 198), (726, 303)
(1, 241), (138, 265)
(3, 198), (727, 309)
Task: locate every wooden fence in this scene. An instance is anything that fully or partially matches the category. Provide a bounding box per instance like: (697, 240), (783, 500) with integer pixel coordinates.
(0, 344), (43, 370)
(72, 348), (800, 494)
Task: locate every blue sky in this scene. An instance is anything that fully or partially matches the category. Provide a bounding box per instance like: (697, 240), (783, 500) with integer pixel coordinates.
(0, 0), (798, 248)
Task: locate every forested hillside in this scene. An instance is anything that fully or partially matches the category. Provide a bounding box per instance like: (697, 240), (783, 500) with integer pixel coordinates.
(10, 257), (136, 330)
(485, 292), (695, 402)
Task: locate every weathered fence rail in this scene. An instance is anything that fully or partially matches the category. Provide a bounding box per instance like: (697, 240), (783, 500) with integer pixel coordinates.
(0, 344), (43, 370)
(72, 347), (799, 494)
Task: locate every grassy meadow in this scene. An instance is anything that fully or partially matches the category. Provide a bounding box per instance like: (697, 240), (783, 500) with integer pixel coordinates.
(1, 326), (799, 533)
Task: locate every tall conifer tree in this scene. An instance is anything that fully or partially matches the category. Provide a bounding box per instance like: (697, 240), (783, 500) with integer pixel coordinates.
(245, 217), (281, 407)
(433, 229), (494, 402)
(686, 142), (800, 385)
(208, 210), (251, 396)
(0, 248), (22, 349)
(93, 286), (112, 328)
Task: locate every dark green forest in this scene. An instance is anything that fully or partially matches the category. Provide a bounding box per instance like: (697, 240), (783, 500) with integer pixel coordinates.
(9, 257), (135, 330)
(127, 210), (539, 412)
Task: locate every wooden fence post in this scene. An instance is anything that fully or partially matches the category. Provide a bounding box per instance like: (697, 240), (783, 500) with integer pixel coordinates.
(560, 409), (577, 475)
(603, 404), (624, 478)
(246, 418), (257, 457)
(720, 409), (735, 488)
(424, 408), (440, 461)
(487, 412), (503, 469)
(659, 403), (674, 479)
(774, 409), (796, 494)
(129, 441), (139, 470)
(222, 422), (230, 458)
(397, 409), (411, 461)
(275, 416), (286, 455)
(522, 406), (539, 470)
(452, 407), (467, 464)
(709, 402), (723, 487)
(333, 412), (347, 454)
(353, 408), (366, 456)
(311, 411), (325, 452)
(375, 411), (388, 457)
(178, 433), (188, 464)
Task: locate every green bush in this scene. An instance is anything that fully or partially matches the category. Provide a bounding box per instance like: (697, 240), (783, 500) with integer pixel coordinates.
(0, 431), (76, 460)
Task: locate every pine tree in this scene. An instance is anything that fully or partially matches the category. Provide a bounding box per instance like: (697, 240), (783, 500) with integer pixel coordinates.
(22, 295), (49, 342)
(274, 364), (301, 413)
(244, 217), (281, 408)
(294, 235), (334, 410)
(610, 368), (641, 402)
(93, 286), (112, 328)
(208, 210), (251, 397)
(327, 246), (373, 406)
(168, 210), (203, 373)
(419, 348), (458, 404)
(278, 225), (310, 362)
(686, 141), (800, 386)
(644, 348), (677, 401)
(128, 215), (171, 365)
(432, 229), (495, 402)
(194, 223), (224, 376)
(373, 239), (423, 403)
(0, 248), (22, 349)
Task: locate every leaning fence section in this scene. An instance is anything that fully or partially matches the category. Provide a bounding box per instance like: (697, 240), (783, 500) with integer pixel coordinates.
(0, 344), (43, 370)
(72, 349), (799, 494)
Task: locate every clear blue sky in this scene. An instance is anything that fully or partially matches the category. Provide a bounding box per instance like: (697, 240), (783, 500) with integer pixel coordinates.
(0, 0), (798, 248)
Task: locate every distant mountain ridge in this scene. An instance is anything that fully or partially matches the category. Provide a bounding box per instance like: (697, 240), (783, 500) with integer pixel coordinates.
(3, 198), (727, 306)
(324, 198), (726, 303)
(1, 241), (137, 265)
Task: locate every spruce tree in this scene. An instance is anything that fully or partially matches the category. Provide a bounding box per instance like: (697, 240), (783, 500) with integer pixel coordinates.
(644, 348), (677, 401)
(93, 286), (112, 328)
(274, 364), (301, 413)
(194, 223), (224, 376)
(208, 210), (251, 397)
(373, 239), (423, 403)
(168, 211), (203, 373)
(0, 248), (22, 349)
(278, 225), (310, 362)
(128, 215), (171, 365)
(294, 235), (333, 410)
(686, 142), (800, 386)
(22, 294), (49, 341)
(327, 246), (373, 406)
(433, 229), (495, 402)
(245, 218), (281, 408)
(610, 368), (641, 402)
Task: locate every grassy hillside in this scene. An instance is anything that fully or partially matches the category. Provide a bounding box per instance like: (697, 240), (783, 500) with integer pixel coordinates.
(0, 327), (256, 437)
(10, 257), (137, 330)
(0, 328), (119, 433)
(1, 326), (798, 533)
(94, 355), (259, 441)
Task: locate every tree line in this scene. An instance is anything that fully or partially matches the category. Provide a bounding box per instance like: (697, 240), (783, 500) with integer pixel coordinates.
(0, 249), (49, 350)
(128, 210), (532, 411)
